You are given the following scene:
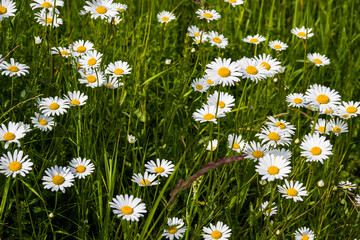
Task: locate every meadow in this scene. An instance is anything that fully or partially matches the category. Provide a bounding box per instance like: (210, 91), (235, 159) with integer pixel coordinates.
(0, 0), (360, 239)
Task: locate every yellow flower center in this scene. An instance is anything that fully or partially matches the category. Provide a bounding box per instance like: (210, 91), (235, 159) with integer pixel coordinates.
(39, 119), (48, 125)
(302, 235), (309, 240)
(154, 166), (165, 173)
(274, 44), (282, 49)
(168, 227), (178, 234)
(44, 17), (52, 23)
(260, 62), (271, 70)
(313, 58), (322, 64)
(106, 83), (114, 88)
(318, 126), (326, 132)
(42, 2), (52, 8)
(88, 58), (97, 66)
(218, 67), (231, 77)
(218, 101), (225, 108)
(114, 68), (124, 75)
(233, 143), (240, 149)
(161, 16), (169, 22)
(71, 99), (80, 105)
(52, 175), (65, 185)
(0, 6), (7, 14)
(333, 127), (341, 133)
(77, 46), (86, 53)
(245, 66), (258, 75)
(268, 132), (280, 141)
(211, 146), (216, 151)
(96, 6), (107, 14)
(8, 66), (19, 72)
(316, 94), (330, 104)
(267, 166), (279, 175)
(346, 106), (357, 114)
(3, 132), (15, 141)
(203, 113), (214, 120)
(213, 37), (222, 43)
(49, 103), (59, 110)
(140, 179), (151, 186)
(117, 8), (124, 11)
(310, 146), (322, 155)
(342, 115), (349, 118)
(249, 38), (258, 43)
(228, 0), (236, 2)
(252, 150), (264, 159)
(293, 98), (303, 104)
(196, 84), (203, 90)
(121, 206), (133, 215)
(203, 13), (213, 18)
(344, 185), (350, 188)
(286, 188), (298, 196)
(207, 79), (214, 84)
(194, 32), (200, 37)
(275, 122), (286, 129)
(211, 230), (222, 239)
(9, 161), (22, 172)
(76, 165), (86, 173)
(61, 51), (69, 56)
(196, 40), (201, 44)
(298, 32), (306, 37)
(87, 75), (96, 83)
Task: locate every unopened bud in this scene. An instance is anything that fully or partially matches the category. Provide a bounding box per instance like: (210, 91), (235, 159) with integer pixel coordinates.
(276, 230), (281, 235)
(191, 48), (196, 53)
(332, 186), (338, 191)
(49, 213), (54, 218)
(260, 180), (267, 185)
(35, 36), (42, 45)
(165, 59), (172, 65)
(317, 180), (325, 188)
(273, 78), (278, 83)
(340, 199), (346, 205)
(294, 138), (300, 144)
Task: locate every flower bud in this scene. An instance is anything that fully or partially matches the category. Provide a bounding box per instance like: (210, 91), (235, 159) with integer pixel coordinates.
(49, 213), (54, 218)
(165, 59), (172, 65)
(35, 36), (42, 45)
(260, 180), (267, 185)
(127, 134), (136, 144)
(276, 230), (281, 235)
(191, 48), (196, 53)
(294, 138), (300, 144)
(317, 180), (325, 188)
(273, 78), (278, 83)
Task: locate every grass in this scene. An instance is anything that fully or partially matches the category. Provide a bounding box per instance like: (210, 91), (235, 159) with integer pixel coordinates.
(0, 0), (360, 239)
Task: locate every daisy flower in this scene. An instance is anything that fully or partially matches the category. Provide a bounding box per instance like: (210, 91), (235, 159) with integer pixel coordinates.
(206, 139), (218, 151)
(0, 149), (33, 177)
(79, 50), (103, 69)
(191, 78), (210, 93)
(300, 133), (333, 163)
(105, 60), (131, 77)
(278, 179), (308, 202)
(131, 172), (160, 187)
(205, 57), (242, 87)
(0, 0), (17, 21)
(71, 40), (94, 56)
(286, 93), (307, 108)
(256, 126), (292, 148)
(145, 158), (174, 177)
(39, 96), (70, 116)
(311, 118), (330, 135)
(83, 0), (117, 20)
(243, 141), (269, 161)
(265, 116), (296, 135)
(224, 0), (244, 7)
(268, 40), (288, 51)
(227, 134), (245, 153)
(113, 3), (127, 12)
(261, 201), (277, 217)
(256, 154), (291, 181)
(268, 148), (292, 161)
(254, 54), (281, 77)
(35, 10), (63, 27)
(42, 165), (75, 193)
(307, 53), (330, 67)
(202, 221), (231, 240)
(50, 47), (72, 58)
(107, 15), (122, 25)
(157, 10), (176, 23)
(78, 69), (105, 88)
(109, 194), (147, 221)
(69, 157), (95, 179)
(237, 57), (267, 83)
(104, 76), (123, 89)
(305, 84), (341, 113)
(337, 101), (360, 118)
(242, 34), (266, 44)
(192, 35), (208, 44)
(188, 25), (201, 37)
(291, 26), (314, 39)
(31, 112), (55, 131)
(63, 91), (88, 106)
(0, 121), (29, 149)
(206, 31), (228, 48)
(207, 91), (235, 113)
(0, 58), (30, 77)
(294, 227), (315, 240)
(193, 105), (226, 124)
(203, 74), (218, 87)
(339, 181), (356, 190)
(30, 0), (64, 10)
(162, 217), (187, 240)
(196, 9), (221, 22)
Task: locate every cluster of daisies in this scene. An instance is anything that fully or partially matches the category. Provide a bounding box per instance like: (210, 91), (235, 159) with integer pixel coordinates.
(30, 0), (64, 28)
(51, 39), (130, 89)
